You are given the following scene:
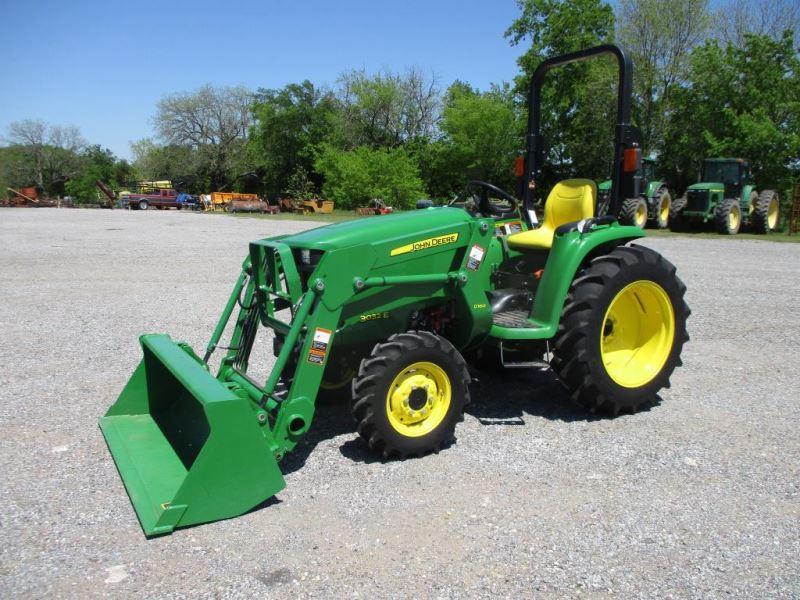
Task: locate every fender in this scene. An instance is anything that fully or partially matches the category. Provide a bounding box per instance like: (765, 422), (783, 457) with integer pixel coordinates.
(490, 221), (643, 340)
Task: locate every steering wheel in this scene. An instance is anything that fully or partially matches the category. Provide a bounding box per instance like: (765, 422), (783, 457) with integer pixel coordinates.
(461, 180), (519, 218)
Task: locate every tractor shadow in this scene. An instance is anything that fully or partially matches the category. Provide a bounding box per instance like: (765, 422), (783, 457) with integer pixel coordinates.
(466, 365), (661, 424)
(281, 366), (662, 473)
(467, 365), (592, 424)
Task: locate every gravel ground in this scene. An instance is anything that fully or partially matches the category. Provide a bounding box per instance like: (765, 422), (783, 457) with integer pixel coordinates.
(1, 207), (798, 599)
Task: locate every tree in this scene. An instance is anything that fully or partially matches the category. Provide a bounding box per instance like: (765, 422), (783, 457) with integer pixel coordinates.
(336, 67), (440, 148)
(64, 146), (133, 204)
(3, 119), (86, 195)
(315, 145), (426, 209)
(130, 138), (200, 191)
(249, 81), (338, 198)
(717, 0), (800, 47)
(0, 145), (31, 195)
(154, 84), (253, 190)
(505, 0), (618, 190)
(617, 0), (712, 154)
(283, 165), (317, 200)
(662, 32), (800, 196)
(423, 83), (522, 197)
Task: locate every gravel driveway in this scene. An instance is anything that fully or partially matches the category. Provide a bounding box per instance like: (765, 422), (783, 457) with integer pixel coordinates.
(1, 208), (798, 598)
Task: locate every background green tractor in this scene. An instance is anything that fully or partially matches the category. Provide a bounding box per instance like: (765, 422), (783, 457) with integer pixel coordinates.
(598, 158), (672, 229)
(100, 44), (690, 536)
(670, 158), (780, 234)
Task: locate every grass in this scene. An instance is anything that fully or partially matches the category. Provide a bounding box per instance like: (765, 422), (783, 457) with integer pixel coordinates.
(223, 209), (800, 241)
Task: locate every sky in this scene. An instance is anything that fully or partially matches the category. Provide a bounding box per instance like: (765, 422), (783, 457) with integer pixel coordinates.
(0, 0), (524, 159)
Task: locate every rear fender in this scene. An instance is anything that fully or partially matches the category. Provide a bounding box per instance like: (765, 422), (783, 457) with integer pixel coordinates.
(529, 223), (643, 337)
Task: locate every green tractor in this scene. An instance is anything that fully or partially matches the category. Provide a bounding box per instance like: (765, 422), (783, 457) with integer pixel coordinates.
(671, 158), (781, 234)
(100, 44), (690, 536)
(598, 158), (672, 229)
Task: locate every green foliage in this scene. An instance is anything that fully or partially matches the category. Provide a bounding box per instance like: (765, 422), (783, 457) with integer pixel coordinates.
(283, 165), (317, 200)
(662, 32), (800, 197)
(420, 83), (522, 197)
(315, 145), (426, 209)
(0, 145), (32, 195)
(505, 0), (617, 192)
(249, 81), (338, 198)
(63, 146), (134, 204)
(506, 0), (616, 71)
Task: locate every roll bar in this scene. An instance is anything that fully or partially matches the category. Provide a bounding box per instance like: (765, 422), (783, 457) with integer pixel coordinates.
(523, 44), (642, 219)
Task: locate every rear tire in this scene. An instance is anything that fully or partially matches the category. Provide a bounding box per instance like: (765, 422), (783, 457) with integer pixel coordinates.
(619, 197), (648, 228)
(138, 200), (148, 211)
(649, 188), (671, 229)
(714, 198), (741, 234)
(351, 331), (470, 459)
(551, 245), (690, 416)
(751, 190), (780, 234)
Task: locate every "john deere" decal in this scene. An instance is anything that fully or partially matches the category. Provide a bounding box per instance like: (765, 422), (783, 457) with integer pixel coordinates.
(390, 233), (459, 256)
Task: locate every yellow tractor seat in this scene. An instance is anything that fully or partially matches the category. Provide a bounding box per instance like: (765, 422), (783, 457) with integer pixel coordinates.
(507, 179), (597, 250)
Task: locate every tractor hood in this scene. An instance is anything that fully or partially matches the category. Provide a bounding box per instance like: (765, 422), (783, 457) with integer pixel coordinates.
(279, 207), (474, 251)
(687, 182), (723, 192)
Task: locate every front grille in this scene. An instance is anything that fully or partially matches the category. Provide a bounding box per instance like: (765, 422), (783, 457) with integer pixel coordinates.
(686, 190), (709, 212)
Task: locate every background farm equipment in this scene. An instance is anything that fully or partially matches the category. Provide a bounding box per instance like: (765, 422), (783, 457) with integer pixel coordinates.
(101, 44), (689, 537)
(224, 198), (278, 214)
(3, 187), (59, 207)
(670, 158), (780, 234)
(5, 187), (39, 206)
(279, 197), (335, 214)
(789, 183), (800, 235)
(95, 180), (117, 208)
(356, 199), (394, 216)
(208, 192), (261, 212)
(597, 158), (672, 228)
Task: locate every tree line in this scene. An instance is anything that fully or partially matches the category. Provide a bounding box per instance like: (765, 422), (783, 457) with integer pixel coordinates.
(1, 0), (798, 213)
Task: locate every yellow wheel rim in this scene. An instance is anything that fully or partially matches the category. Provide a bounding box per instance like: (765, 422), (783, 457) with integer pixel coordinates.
(729, 205), (740, 230)
(635, 203), (647, 228)
(660, 196), (669, 223)
(768, 198), (779, 229)
(601, 281), (676, 388)
(386, 361), (451, 437)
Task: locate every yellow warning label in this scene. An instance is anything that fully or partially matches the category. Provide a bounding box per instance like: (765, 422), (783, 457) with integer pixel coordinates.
(390, 233), (459, 256)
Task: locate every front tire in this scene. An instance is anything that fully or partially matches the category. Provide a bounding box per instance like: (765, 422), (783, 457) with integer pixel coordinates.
(351, 331), (470, 459)
(669, 196), (687, 231)
(619, 197), (648, 228)
(751, 190), (780, 233)
(714, 198), (741, 234)
(551, 245), (690, 416)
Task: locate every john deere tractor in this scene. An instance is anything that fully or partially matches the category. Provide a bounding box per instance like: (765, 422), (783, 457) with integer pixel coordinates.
(598, 158), (672, 229)
(671, 158), (780, 234)
(100, 45), (690, 536)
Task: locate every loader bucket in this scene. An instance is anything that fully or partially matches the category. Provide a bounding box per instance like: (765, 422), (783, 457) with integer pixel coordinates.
(99, 334), (285, 536)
